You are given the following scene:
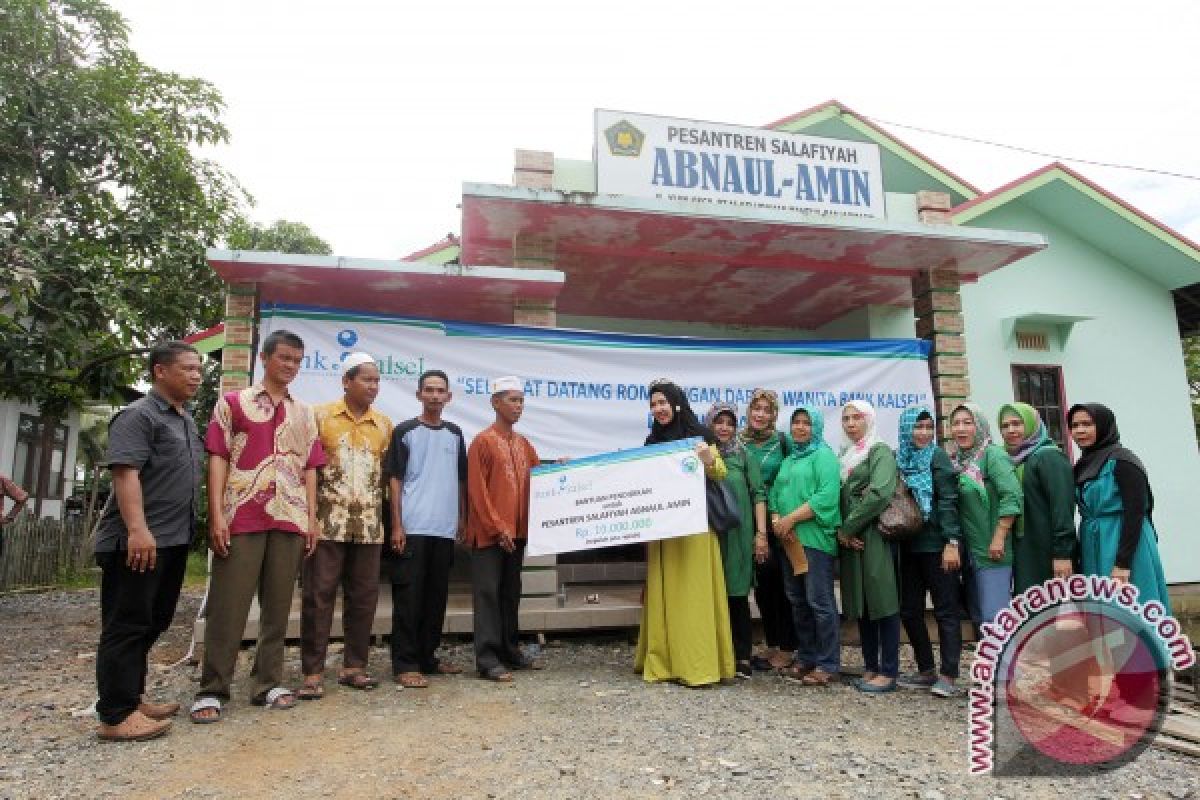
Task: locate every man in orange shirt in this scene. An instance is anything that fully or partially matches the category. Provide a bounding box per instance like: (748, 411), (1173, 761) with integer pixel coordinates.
(465, 376), (540, 682)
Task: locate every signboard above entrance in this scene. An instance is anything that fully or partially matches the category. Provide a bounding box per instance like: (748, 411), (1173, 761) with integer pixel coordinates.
(595, 109), (886, 220)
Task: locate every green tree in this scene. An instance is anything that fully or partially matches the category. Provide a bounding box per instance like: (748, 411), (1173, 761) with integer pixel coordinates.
(226, 217), (332, 255)
(0, 0), (245, 513)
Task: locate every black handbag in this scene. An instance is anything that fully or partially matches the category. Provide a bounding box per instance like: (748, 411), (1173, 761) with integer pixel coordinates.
(706, 478), (742, 533)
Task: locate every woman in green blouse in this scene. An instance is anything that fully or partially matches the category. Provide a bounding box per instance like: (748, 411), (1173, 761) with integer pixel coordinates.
(737, 388), (797, 671)
(997, 403), (1076, 593)
(948, 403), (1023, 625)
(705, 402), (768, 679)
(769, 405), (842, 686)
(836, 400), (900, 694)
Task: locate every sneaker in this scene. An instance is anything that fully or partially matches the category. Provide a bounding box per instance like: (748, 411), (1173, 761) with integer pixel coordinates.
(897, 671), (937, 689)
(735, 661), (753, 680)
(930, 677), (959, 697)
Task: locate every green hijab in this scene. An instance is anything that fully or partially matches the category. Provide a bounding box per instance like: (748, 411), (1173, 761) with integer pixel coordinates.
(786, 405), (830, 460)
(997, 402), (1057, 468)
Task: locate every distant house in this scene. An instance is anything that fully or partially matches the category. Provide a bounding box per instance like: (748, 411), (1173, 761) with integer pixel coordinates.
(0, 402), (81, 519)
(1, 325), (227, 519)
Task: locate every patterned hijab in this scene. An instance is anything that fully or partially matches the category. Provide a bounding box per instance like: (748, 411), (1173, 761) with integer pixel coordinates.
(948, 402), (992, 490)
(738, 388), (780, 445)
(896, 405), (937, 520)
(703, 402), (741, 457)
(997, 402), (1057, 467)
(838, 399), (882, 479)
(785, 405), (831, 460)
(645, 380), (716, 446)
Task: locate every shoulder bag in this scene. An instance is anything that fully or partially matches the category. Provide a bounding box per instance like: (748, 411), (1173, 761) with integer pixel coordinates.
(877, 475), (923, 541)
(706, 478), (741, 534)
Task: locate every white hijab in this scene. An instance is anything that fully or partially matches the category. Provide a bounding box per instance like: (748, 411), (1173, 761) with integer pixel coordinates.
(838, 399), (882, 479)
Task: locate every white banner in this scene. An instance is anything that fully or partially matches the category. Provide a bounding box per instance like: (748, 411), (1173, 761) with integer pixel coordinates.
(527, 439), (707, 556)
(595, 109), (885, 220)
(257, 305), (933, 458)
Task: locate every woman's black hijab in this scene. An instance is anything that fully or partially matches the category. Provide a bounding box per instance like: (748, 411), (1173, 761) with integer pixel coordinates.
(1068, 403), (1148, 486)
(644, 380), (716, 446)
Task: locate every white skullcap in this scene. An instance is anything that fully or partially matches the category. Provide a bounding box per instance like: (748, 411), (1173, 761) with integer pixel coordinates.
(491, 375), (523, 395)
(341, 352), (377, 371)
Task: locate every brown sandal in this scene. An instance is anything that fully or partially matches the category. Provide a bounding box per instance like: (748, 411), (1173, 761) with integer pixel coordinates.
(338, 671), (378, 690)
(297, 679), (325, 700)
(801, 668), (837, 687)
(395, 671), (430, 689)
(780, 664), (813, 683)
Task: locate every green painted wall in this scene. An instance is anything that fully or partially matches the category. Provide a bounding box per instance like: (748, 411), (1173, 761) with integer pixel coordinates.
(959, 202), (1200, 584)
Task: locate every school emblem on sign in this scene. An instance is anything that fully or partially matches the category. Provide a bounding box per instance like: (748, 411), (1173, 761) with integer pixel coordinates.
(604, 120), (644, 157)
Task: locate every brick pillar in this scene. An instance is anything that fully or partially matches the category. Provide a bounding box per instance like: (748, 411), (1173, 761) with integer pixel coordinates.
(219, 283), (258, 394)
(511, 233), (556, 270)
(911, 192), (969, 441)
(513, 299), (557, 327)
(513, 149), (554, 190)
(512, 294), (559, 618)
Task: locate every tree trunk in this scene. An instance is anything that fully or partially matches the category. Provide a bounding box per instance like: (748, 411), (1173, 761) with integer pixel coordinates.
(84, 462), (102, 536)
(32, 413), (58, 518)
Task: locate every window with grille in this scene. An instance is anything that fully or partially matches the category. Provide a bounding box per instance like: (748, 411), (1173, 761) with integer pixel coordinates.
(1011, 365), (1067, 450)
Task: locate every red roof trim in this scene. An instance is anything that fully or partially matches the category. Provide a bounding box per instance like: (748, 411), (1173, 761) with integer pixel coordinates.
(764, 100), (982, 196)
(950, 161), (1200, 254)
(184, 322), (224, 344)
(403, 233), (460, 261)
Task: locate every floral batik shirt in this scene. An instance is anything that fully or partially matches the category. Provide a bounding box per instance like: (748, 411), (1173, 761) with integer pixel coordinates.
(205, 384), (326, 536)
(313, 400), (393, 544)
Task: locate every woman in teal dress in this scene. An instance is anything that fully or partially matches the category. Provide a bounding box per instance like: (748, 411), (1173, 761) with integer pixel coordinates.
(634, 380), (735, 687)
(997, 402), (1076, 593)
(705, 402), (767, 679)
(1067, 403), (1170, 611)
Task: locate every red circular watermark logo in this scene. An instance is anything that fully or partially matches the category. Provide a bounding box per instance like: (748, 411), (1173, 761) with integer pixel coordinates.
(969, 576), (1192, 777)
(1001, 602), (1168, 770)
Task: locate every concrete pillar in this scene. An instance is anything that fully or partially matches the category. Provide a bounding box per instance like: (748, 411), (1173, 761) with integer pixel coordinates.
(219, 283), (258, 394)
(911, 192), (969, 441)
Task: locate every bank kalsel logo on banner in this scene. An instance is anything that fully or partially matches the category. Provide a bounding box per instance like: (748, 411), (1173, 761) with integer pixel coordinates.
(336, 328), (358, 348)
(969, 576), (1194, 776)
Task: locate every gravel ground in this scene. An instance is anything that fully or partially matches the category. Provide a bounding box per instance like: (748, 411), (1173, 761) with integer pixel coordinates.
(0, 588), (1196, 800)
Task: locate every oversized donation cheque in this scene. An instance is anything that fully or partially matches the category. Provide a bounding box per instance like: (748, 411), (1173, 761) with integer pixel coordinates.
(527, 438), (708, 556)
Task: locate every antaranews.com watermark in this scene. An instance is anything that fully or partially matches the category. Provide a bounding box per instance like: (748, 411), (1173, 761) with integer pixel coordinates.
(969, 575), (1195, 776)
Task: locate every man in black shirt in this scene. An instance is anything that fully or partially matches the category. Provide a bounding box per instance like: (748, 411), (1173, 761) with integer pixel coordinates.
(93, 342), (203, 741)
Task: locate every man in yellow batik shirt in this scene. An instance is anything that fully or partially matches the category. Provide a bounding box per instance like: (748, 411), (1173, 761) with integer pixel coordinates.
(298, 352), (393, 697)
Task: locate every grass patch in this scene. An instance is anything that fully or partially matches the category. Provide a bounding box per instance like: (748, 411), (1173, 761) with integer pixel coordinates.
(21, 549), (210, 593)
(184, 550), (210, 588)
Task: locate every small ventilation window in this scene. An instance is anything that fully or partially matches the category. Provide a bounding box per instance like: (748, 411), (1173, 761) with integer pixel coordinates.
(1015, 330), (1049, 351)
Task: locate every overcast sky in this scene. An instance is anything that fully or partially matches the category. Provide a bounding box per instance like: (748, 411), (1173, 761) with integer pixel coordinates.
(110, 0), (1200, 258)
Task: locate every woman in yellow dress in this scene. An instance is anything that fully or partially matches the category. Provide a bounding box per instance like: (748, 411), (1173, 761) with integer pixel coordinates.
(634, 380), (736, 687)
